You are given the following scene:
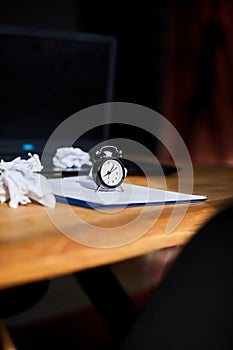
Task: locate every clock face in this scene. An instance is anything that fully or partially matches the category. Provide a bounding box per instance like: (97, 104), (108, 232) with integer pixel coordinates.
(100, 159), (124, 188)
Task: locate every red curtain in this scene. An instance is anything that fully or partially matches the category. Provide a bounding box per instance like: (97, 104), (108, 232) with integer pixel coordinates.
(159, 0), (233, 166)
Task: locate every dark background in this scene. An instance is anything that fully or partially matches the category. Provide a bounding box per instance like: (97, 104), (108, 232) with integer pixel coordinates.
(0, 0), (170, 113)
(0, 0), (172, 155)
(1, 0), (233, 164)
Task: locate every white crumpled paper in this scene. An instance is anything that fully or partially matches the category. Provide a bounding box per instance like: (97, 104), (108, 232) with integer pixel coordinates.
(0, 154), (56, 209)
(52, 147), (92, 169)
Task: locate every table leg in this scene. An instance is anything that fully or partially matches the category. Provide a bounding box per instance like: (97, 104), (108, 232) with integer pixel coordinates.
(74, 265), (138, 337)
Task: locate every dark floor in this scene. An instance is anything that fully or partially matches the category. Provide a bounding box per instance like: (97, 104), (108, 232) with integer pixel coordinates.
(3, 247), (180, 350)
(10, 306), (112, 350)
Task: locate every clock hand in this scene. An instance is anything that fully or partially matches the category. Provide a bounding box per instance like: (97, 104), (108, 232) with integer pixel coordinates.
(103, 170), (112, 178)
(104, 165), (116, 177)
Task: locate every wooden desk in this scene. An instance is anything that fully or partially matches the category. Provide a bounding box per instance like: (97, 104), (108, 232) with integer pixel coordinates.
(1, 164), (233, 290)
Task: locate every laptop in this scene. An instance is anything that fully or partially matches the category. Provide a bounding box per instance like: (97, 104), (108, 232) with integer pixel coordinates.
(0, 25), (117, 173)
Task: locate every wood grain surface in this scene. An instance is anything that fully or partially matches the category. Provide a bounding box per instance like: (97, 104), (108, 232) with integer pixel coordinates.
(0, 164), (233, 290)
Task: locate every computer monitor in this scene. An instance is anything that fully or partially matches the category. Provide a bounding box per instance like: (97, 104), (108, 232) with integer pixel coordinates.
(0, 25), (117, 161)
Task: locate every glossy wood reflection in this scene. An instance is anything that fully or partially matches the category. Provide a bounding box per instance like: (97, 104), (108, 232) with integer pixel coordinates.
(0, 164), (233, 289)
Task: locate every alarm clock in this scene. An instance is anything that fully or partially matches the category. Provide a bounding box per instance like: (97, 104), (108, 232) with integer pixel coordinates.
(91, 146), (127, 191)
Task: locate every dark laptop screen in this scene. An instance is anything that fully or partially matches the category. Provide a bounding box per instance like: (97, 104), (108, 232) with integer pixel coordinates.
(0, 25), (117, 159)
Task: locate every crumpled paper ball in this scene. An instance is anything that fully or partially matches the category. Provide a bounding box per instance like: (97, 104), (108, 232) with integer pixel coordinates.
(52, 147), (92, 169)
(0, 154), (56, 209)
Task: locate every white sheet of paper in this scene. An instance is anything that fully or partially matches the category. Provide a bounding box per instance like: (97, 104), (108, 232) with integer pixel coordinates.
(48, 176), (207, 209)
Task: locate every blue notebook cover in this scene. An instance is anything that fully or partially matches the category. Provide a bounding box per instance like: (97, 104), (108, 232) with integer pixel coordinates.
(48, 176), (207, 210)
